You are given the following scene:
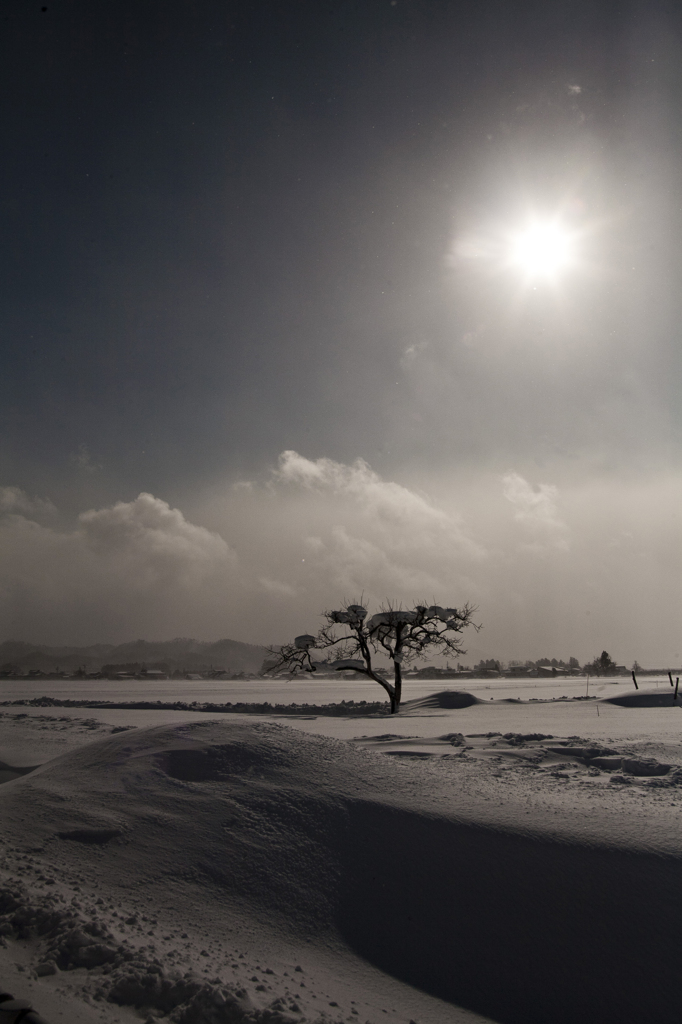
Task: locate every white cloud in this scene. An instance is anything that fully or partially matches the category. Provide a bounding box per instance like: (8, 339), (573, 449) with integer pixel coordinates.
(78, 492), (234, 585)
(0, 491), (237, 643)
(259, 451), (486, 614)
(274, 450), (478, 544)
(0, 486), (56, 518)
(304, 526), (442, 595)
(567, 84), (582, 94)
(502, 472), (569, 548)
(0, 467), (482, 647)
(2, 466), (681, 666)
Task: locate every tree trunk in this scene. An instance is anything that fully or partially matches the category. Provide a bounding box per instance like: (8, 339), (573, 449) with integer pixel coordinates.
(393, 660), (403, 710)
(365, 667), (396, 713)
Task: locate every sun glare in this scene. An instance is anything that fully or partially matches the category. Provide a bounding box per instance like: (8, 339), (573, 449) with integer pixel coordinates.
(510, 222), (574, 279)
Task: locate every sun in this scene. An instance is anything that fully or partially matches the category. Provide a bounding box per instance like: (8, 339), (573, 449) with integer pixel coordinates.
(451, 210), (585, 287)
(509, 221), (574, 279)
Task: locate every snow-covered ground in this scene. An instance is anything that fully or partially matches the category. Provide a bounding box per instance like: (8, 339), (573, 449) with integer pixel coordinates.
(0, 672), (670, 706)
(1, 679), (681, 1024)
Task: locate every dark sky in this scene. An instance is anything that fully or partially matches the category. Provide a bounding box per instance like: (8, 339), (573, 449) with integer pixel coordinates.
(1, 0), (681, 661)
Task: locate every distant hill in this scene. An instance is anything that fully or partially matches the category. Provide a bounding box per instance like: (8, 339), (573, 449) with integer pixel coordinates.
(0, 638), (269, 676)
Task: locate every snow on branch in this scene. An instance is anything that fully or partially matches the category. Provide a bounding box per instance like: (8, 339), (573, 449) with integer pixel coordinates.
(265, 598), (480, 713)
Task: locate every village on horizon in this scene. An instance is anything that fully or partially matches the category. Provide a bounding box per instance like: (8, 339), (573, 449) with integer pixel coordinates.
(0, 638), (677, 682)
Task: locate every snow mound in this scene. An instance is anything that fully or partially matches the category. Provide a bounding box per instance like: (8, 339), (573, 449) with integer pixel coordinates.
(590, 755), (672, 776)
(402, 690), (482, 710)
(545, 745), (673, 776)
(604, 688), (682, 708)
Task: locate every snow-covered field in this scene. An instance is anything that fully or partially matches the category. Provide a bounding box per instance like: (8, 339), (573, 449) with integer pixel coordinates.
(0, 672), (668, 706)
(1, 677), (681, 1024)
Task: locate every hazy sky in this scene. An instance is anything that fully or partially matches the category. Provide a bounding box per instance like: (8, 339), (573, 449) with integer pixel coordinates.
(2, 0), (681, 665)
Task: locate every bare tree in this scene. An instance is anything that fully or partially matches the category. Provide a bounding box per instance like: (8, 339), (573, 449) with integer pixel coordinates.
(267, 601), (479, 713)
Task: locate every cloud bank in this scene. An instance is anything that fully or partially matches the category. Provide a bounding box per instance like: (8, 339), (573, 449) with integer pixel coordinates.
(0, 459), (681, 667)
(275, 450), (455, 532)
(0, 491), (236, 645)
(270, 450), (485, 600)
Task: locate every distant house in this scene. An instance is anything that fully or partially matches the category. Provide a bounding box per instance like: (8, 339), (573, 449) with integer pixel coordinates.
(142, 669), (168, 680)
(535, 664), (582, 677)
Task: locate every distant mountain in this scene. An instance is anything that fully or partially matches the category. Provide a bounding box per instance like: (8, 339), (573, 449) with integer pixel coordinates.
(0, 638), (269, 676)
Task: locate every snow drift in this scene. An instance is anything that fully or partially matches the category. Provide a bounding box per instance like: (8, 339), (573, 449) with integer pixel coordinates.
(401, 690), (483, 710)
(604, 686), (682, 708)
(1, 720), (681, 1024)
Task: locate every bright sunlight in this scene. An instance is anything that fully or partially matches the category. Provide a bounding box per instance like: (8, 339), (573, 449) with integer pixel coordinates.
(509, 221), (574, 279)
